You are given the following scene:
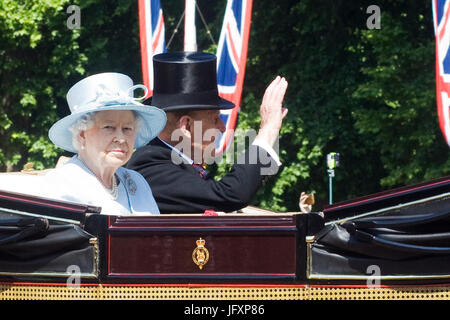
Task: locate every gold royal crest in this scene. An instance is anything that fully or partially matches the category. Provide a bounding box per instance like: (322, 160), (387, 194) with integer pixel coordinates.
(192, 238), (209, 270)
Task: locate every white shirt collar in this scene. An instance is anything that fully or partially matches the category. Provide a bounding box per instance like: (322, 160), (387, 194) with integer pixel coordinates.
(157, 137), (194, 165)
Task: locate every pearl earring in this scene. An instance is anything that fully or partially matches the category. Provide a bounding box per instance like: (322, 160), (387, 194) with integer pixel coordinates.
(81, 145), (85, 150)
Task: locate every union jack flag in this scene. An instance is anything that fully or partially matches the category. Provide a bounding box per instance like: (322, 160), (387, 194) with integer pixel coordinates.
(433, 0), (450, 146)
(139, 0), (166, 97)
(215, 0), (253, 154)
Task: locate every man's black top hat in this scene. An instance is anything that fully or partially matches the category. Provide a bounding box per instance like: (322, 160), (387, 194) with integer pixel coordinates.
(144, 51), (235, 111)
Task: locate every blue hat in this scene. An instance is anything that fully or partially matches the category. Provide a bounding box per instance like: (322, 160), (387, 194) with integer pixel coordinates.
(49, 72), (167, 153)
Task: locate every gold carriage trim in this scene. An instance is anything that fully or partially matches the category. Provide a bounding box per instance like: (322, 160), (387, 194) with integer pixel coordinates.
(1, 284), (450, 300)
(192, 237), (210, 270)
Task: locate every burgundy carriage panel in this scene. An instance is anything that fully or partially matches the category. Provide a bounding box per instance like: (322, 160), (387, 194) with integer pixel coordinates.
(103, 214), (306, 283)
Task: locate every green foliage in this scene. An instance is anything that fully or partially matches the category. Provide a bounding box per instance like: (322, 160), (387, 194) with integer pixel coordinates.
(352, 11), (450, 187)
(0, 0), (85, 171)
(0, 0), (140, 171)
(241, 0), (384, 210)
(0, 0), (448, 213)
(239, 0), (450, 211)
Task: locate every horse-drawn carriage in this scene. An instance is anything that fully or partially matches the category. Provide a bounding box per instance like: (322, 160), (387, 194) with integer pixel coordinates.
(0, 173), (449, 300)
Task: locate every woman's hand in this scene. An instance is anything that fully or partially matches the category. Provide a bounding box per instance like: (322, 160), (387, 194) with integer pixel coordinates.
(299, 192), (313, 213)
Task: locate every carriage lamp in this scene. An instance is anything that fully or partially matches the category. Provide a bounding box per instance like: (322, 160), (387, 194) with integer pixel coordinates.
(327, 152), (340, 204)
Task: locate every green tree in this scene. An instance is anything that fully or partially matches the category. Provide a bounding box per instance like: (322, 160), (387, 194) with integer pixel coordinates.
(0, 0), (87, 171)
(353, 9), (450, 188)
(238, 0), (385, 211)
(0, 0), (143, 171)
(234, 0), (449, 211)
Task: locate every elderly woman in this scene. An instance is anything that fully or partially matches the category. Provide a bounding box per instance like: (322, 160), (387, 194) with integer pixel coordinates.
(0, 73), (166, 215)
(44, 72), (167, 215)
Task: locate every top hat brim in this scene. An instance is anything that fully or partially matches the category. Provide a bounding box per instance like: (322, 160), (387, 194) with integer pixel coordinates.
(144, 96), (235, 112)
(48, 103), (167, 153)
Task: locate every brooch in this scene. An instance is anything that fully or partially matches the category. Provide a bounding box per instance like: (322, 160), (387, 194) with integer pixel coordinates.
(124, 172), (137, 195)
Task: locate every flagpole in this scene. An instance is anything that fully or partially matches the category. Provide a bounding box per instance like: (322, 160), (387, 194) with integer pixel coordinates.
(184, 0), (197, 51)
(138, 0), (151, 96)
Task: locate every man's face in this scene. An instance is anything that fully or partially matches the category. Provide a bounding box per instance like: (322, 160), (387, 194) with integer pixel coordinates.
(188, 110), (226, 163)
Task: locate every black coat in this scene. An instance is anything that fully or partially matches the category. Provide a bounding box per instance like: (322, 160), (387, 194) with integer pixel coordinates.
(127, 138), (280, 213)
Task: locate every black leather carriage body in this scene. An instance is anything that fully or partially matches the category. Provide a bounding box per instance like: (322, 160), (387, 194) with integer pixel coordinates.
(1, 175), (450, 286)
(308, 176), (450, 283)
(0, 189), (101, 281)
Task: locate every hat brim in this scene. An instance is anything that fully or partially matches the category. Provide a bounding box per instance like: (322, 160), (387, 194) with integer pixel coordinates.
(144, 96), (235, 112)
(49, 104), (167, 153)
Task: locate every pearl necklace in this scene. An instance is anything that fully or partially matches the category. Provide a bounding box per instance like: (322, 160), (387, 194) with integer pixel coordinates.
(76, 156), (119, 200)
(106, 174), (118, 200)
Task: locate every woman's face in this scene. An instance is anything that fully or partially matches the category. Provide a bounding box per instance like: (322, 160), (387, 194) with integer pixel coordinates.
(81, 110), (137, 170)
